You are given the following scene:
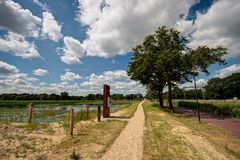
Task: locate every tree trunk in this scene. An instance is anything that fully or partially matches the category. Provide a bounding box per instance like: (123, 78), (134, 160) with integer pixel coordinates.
(167, 80), (174, 112)
(158, 91), (164, 107)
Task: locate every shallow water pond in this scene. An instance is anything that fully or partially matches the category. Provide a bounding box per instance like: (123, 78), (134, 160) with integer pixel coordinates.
(0, 104), (123, 122)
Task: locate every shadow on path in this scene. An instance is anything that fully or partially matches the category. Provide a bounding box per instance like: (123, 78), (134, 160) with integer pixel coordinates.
(108, 116), (131, 119)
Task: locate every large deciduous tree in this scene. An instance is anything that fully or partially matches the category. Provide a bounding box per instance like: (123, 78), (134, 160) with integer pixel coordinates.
(128, 26), (228, 111)
(128, 34), (167, 107)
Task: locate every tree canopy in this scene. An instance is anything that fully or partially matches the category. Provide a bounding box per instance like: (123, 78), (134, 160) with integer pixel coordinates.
(128, 26), (228, 111)
(205, 73), (240, 99)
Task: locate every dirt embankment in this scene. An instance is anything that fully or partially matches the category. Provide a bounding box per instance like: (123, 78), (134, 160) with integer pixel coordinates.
(0, 122), (66, 160)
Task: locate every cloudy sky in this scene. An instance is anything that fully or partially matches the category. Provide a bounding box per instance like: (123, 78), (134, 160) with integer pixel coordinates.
(0, 0), (240, 95)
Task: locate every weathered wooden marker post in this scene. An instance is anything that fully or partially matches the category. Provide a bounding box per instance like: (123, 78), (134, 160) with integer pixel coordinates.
(103, 84), (110, 118)
(98, 105), (101, 121)
(69, 108), (74, 135)
(27, 103), (33, 123)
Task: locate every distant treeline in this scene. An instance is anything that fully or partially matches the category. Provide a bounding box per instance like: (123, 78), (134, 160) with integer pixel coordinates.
(152, 73), (240, 100)
(0, 92), (143, 100)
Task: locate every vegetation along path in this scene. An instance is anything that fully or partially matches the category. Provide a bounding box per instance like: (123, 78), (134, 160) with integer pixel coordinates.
(101, 100), (145, 160)
(177, 107), (240, 135)
(143, 101), (240, 160)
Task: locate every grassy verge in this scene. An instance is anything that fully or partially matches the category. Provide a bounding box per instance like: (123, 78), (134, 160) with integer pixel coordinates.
(143, 101), (196, 159)
(170, 111), (240, 158)
(15, 122), (49, 130)
(143, 100), (240, 159)
(52, 120), (127, 159)
(119, 101), (140, 117)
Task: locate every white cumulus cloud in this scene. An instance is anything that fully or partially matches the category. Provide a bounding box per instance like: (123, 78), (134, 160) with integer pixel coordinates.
(32, 0), (49, 11)
(33, 68), (49, 76)
(41, 11), (63, 42)
(0, 32), (40, 58)
(177, 0), (240, 56)
(215, 64), (240, 78)
(58, 36), (85, 64)
(60, 71), (81, 81)
(0, 61), (19, 76)
(0, 0), (41, 37)
(179, 79), (208, 89)
(76, 0), (195, 58)
(80, 70), (145, 94)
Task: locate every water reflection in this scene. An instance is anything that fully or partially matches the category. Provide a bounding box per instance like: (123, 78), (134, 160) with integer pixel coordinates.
(0, 104), (123, 122)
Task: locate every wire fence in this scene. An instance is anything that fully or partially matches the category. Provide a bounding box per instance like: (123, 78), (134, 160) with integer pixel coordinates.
(0, 103), (123, 123)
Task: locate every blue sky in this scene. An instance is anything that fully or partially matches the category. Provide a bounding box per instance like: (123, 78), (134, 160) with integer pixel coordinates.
(0, 0), (240, 95)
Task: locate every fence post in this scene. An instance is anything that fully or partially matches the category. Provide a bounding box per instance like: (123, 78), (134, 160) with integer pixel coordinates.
(98, 105), (101, 122)
(69, 108), (74, 135)
(86, 105), (89, 120)
(28, 103), (33, 123)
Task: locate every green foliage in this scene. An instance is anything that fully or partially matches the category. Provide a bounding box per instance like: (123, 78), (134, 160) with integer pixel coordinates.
(178, 101), (240, 119)
(205, 73), (240, 99)
(60, 92), (69, 100)
(171, 86), (204, 99)
(74, 110), (96, 123)
(0, 93), (143, 101)
(128, 26), (228, 110)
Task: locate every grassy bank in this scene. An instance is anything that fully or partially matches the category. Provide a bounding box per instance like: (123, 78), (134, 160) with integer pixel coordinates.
(119, 101), (140, 117)
(143, 100), (240, 159)
(52, 120), (127, 159)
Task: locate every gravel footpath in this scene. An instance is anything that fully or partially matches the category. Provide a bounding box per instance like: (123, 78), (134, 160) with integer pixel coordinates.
(101, 100), (145, 160)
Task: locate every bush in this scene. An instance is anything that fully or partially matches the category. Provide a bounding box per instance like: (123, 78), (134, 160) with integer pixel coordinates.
(178, 101), (240, 119)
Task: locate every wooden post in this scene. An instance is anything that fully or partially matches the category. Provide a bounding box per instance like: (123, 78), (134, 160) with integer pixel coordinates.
(98, 105), (101, 122)
(28, 103), (33, 123)
(86, 105), (89, 120)
(69, 108), (74, 135)
(103, 84), (110, 118)
(194, 76), (201, 123)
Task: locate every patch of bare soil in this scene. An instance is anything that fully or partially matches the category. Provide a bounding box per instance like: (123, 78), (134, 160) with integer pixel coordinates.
(171, 125), (236, 160)
(0, 122), (66, 160)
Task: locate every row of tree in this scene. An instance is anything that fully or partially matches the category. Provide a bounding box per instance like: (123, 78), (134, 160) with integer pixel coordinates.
(205, 73), (240, 99)
(146, 73), (240, 100)
(0, 92), (143, 100)
(169, 88), (204, 100)
(128, 26), (228, 111)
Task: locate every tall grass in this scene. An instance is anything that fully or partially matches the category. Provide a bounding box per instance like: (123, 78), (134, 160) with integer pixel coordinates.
(177, 100), (240, 118)
(0, 100), (134, 108)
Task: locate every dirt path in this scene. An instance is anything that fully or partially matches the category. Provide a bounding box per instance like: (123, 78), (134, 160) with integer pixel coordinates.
(177, 107), (240, 135)
(100, 100), (145, 160)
